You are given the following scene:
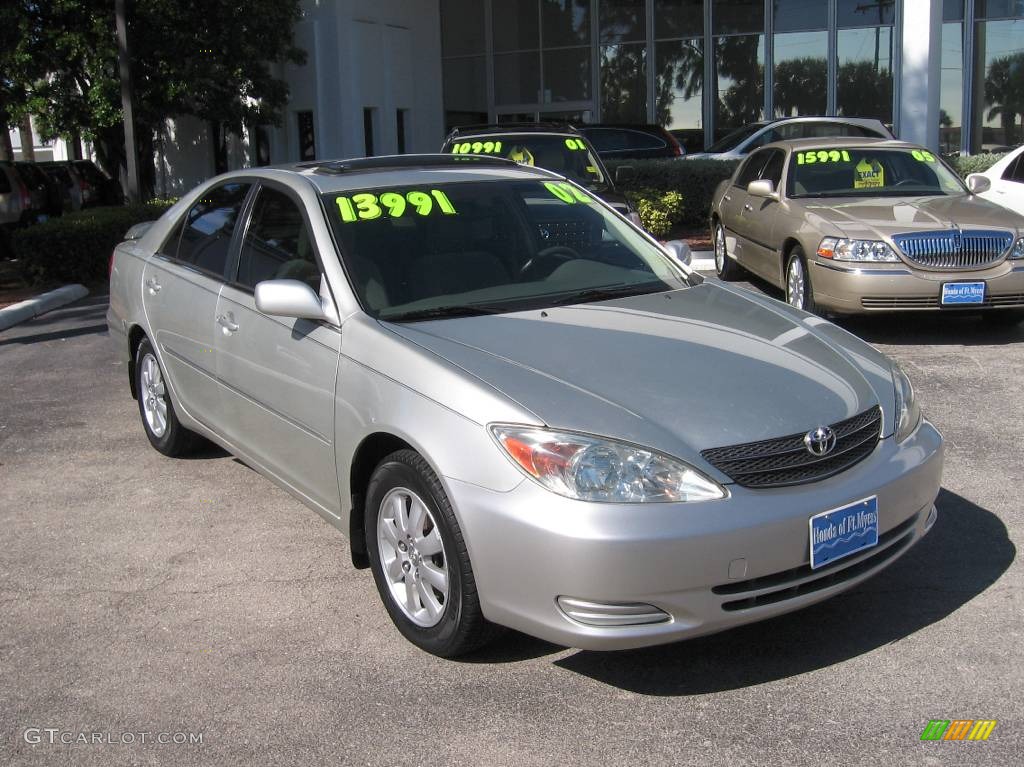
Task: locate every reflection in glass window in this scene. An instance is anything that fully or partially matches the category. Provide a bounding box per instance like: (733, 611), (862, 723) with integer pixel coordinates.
(443, 57), (487, 130)
(939, 21), (963, 154)
(543, 47), (592, 102)
(654, 0), (704, 39)
(836, 26), (893, 124)
(599, 0), (646, 43)
(715, 34), (765, 135)
(494, 0), (540, 52)
(713, 0), (764, 35)
(837, 0), (896, 27)
(655, 39), (704, 129)
(495, 52), (541, 105)
(601, 43), (648, 121)
(177, 183), (251, 274)
(774, 31), (828, 117)
(972, 18), (1024, 152)
(237, 188), (320, 292)
(773, 0), (828, 33)
(975, 0), (1024, 17)
(542, 0), (591, 47)
(440, 0), (486, 57)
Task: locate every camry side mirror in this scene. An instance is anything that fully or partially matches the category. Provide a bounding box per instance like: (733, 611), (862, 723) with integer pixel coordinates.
(615, 165), (636, 185)
(124, 221), (153, 241)
(747, 179), (779, 200)
(255, 279), (332, 323)
(664, 240), (692, 266)
(966, 173), (991, 194)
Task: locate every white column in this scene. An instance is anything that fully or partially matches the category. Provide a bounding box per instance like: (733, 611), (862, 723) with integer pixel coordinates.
(897, 0), (943, 150)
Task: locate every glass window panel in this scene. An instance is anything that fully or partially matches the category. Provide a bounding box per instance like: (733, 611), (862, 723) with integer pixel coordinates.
(773, 30), (828, 117)
(599, 0), (646, 43)
(836, 27), (893, 124)
(773, 0), (828, 32)
(443, 56), (487, 113)
(971, 18), (1024, 152)
(237, 188), (321, 292)
(600, 43), (648, 121)
(976, 0), (1024, 18)
(177, 182), (251, 274)
(542, 0), (591, 47)
(713, 0), (764, 35)
(655, 38), (704, 129)
(440, 0), (486, 57)
(495, 51), (542, 104)
(943, 0), (965, 21)
(494, 0), (541, 52)
(939, 22), (963, 154)
(654, 0), (704, 39)
(543, 47), (592, 102)
(715, 34), (765, 134)
(837, 0), (895, 28)
(498, 112), (538, 123)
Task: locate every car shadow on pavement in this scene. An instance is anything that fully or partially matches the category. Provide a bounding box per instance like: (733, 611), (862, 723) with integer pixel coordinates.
(0, 322), (108, 347)
(547, 488), (1012, 694)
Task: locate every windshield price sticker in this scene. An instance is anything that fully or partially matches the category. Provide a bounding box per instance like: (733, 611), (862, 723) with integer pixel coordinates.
(451, 141), (504, 154)
(336, 190), (457, 222)
(564, 138), (588, 151)
(796, 149), (851, 165)
(911, 149), (936, 163)
(544, 181), (593, 204)
(854, 158), (885, 189)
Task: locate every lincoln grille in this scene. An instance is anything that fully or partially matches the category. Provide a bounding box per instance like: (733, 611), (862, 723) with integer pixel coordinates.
(891, 230), (1013, 270)
(701, 406), (882, 488)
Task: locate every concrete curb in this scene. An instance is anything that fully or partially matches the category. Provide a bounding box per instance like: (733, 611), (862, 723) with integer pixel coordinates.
(690, 250), (715, 271)
(0, 284), (90, 332)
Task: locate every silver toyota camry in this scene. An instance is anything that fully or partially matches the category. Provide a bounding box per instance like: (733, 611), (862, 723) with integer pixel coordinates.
(108, 155), (943, 657)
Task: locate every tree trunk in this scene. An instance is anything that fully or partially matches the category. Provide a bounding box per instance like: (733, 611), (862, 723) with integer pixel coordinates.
(69, 129), (83, 160)
(18, 115), (35, 161)
(0, 123), (13, 161)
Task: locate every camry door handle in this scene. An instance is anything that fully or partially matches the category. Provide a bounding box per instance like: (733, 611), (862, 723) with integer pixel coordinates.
(217, 314), (239, 333)
(145, 277), (161, 295)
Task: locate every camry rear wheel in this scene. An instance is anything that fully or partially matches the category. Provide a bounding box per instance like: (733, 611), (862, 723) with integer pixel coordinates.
(134, 337), (200, 456)
(365, 449), (500, 657)
(785, 248), (817, 314)
(714, 222), (742, 280)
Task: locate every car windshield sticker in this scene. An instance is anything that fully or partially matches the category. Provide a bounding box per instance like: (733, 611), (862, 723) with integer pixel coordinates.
(911, 149), (937, 163)
(335, 190), (457, 222)
(854, 158), (885, 189)
(564, 138), (588, 151)
(796, 149), (852, 165)
(451, 141), (504, 154)
(544, 181), (592, 204)
(507, 146), (535, 165)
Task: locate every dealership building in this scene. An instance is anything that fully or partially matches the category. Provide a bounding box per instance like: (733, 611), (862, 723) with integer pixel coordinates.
(11, 0), (1023, 193)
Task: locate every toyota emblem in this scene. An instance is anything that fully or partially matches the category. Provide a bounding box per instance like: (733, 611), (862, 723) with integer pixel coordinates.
(804, 426), (837, 457)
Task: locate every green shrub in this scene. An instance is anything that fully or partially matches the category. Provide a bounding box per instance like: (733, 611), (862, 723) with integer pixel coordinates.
(949, 153), (1006, 177)
(608, 159), (740, 228)
(626, 187), (685, 238)
(12, 201), (175, 286)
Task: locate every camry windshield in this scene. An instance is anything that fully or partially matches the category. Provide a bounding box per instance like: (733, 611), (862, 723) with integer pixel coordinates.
(446, 135), (607, 189)
(324, 180), (689, 322)
(706, 123), (767, 153)
(788, 147), (967, 198)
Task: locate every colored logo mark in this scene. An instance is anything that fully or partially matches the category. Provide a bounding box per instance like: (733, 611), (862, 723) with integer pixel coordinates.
(920, 719), (997, 741)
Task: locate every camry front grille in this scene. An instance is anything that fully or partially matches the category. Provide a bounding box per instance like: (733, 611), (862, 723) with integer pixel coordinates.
(891, 229), (1013, 270)
(701, 406), (882, 488)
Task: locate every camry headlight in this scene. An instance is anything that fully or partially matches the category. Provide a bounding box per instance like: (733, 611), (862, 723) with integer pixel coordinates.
(490, 425), (726, 503)
(1011, 237), (1024, 259)
(893, 365), (922, 442)
(817, 237), (900, 262)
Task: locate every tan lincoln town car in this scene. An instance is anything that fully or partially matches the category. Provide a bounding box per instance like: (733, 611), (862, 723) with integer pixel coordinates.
(709, 138), (1024, 321)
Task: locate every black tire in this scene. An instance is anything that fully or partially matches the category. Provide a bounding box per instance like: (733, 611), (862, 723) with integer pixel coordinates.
(784, 248), (818, 314)
(713, 220), (743, 280)
(982, 309), (1024, 326)
(365, 449), (501, 657)
(134, 337), (200, 456)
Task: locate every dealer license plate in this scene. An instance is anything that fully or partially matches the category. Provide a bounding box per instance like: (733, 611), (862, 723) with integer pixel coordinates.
(809, 496), (879, 570)
(941, 281), (985, 305)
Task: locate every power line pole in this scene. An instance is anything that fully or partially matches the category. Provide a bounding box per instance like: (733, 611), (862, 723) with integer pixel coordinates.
(116, 0), (140, 203)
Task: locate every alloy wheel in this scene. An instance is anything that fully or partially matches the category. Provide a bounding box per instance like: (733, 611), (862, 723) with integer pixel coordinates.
(139, 352), (168, 437)
(715, 225), (726, 272)
(787, 257), (806, 310)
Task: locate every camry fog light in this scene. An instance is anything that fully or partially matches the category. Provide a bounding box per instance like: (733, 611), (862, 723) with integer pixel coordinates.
(557, 597), (670, 627)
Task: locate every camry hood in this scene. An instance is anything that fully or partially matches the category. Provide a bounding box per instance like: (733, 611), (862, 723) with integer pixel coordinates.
(385, 284), (896, 471)
(807, 194), (1024, 240)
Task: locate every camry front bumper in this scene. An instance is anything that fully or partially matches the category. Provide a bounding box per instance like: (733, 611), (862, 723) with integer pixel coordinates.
(447, 419), (943, 651)
(810, 258), (1024, 313)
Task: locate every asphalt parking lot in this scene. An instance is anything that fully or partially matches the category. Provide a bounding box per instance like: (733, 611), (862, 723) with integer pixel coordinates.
(1, 286), (1021, 766)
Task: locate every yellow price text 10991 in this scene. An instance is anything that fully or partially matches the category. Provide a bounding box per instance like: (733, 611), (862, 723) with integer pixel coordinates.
(452, 141), (503, 154)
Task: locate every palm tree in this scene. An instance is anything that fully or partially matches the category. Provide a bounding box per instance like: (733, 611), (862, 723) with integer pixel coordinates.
(984, 52), (1024, 147)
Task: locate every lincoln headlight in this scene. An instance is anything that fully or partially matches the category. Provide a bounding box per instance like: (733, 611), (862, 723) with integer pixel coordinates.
(893, 365), (922, 442)
(491, 425), (726, 503)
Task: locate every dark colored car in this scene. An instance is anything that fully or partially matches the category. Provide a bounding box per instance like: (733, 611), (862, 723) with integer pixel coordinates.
(72, 160), (124, 206)
(577, 124), (685, 160)
(39, 162), (85, 212)
(441, 123), (643, 227)
(11, 163), (52, 223)
(15, 162), (63, 218)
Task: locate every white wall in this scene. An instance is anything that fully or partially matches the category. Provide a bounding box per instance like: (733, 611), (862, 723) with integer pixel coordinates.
(897, 0), (943, 150)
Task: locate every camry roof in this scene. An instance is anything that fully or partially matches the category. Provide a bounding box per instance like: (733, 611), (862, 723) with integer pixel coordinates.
(761, 137), (919, 151)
